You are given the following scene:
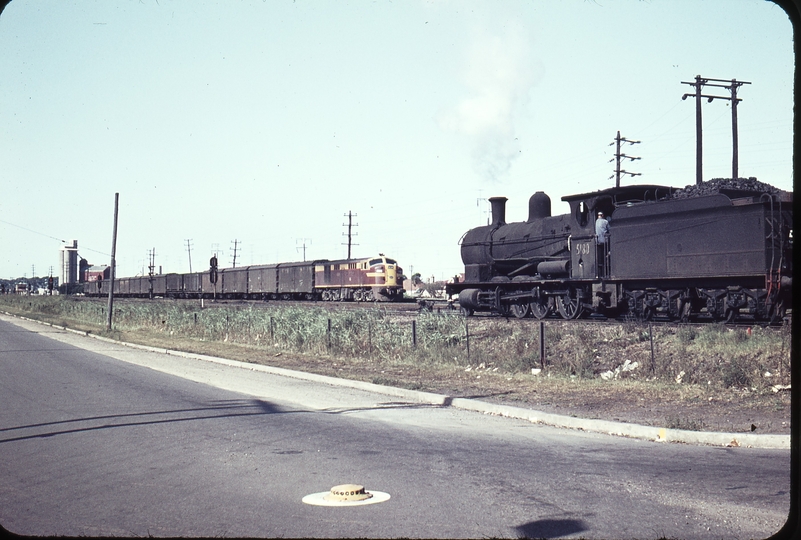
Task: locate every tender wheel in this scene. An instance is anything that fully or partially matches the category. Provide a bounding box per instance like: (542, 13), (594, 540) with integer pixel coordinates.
(460, 306), (474, 316)
(769, 298), (785, 324)
(530, 297), (551, 320)
(510, 303), (530, 319)
(679, 299), (692, 323)
(556, 289), (583, 320)
(353, 289), (364, 301)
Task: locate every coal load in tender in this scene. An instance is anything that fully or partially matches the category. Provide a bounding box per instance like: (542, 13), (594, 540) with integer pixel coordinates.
(671, 177), (786, 199)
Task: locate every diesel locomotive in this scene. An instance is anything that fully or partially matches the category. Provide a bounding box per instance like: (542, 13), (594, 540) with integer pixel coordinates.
(84, 254), (405, 302)
(446, 179), (792, 323)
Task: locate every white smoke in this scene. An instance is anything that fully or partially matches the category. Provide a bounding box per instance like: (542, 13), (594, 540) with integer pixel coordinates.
(437, 22), (542, 182)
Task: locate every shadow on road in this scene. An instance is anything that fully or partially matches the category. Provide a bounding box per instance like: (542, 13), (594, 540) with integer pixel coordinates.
(515, 518), (588, 539)
(0, 399), (281, 444)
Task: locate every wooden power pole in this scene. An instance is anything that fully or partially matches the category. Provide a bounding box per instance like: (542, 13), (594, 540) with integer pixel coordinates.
(682, 75), (750, 184)
(106, 193), (119, 331)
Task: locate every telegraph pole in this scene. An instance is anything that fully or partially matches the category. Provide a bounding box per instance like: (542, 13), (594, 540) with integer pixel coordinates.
(185, 239), (193, 273)
(342, 211), (358, 259)
(106, 193), (119, 331)
(608, 131), (641, 187)
(476, 197), (490, 225)
(230, 239), (239, 268)
(296, 238), (312, 261)
(682, 75), (750, 184)
(148, 248), (155, 299)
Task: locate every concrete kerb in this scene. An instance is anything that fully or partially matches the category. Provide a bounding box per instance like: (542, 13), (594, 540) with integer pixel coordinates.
(5, 312), (790, 449)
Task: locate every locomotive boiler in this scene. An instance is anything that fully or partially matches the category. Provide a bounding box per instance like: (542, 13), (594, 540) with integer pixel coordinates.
(446, 180), (792, 323)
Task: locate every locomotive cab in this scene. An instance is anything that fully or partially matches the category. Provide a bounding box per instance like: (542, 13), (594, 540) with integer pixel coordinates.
(562, 185), (674, 280)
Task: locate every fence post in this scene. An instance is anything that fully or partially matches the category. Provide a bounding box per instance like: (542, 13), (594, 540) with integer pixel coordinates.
(327, 318), (332, 350)
(368, 320), (372, 357)
(649, 321), (655, 374)
(539, 321), (545, 368)
(412, 320), (417, 347)
(270, 316), (274, 342)
(465, 320), (470, 363)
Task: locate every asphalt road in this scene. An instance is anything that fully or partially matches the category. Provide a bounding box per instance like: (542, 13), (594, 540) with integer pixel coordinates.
(0, 315), (792, 538)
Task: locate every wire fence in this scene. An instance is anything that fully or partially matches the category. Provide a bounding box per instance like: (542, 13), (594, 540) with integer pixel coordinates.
(0, 295), (791, 388)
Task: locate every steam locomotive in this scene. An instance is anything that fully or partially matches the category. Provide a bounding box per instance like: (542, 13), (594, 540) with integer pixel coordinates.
(445, 180), (792, 322)
(84, 254), (405, 302)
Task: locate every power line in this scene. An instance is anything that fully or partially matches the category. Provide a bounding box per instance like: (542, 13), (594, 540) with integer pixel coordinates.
(0, 218), (110, 258)
(0, 218), (67, 243)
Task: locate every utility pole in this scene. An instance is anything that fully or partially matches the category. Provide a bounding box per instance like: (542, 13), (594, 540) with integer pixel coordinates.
(148, 248), (156, 299)
(476, 197), (490, 225)
(682, 75), (751, 184)
(296, 238), (312, 261)
(342, 211), (358, 259)
(185, 239), (193, 273)
(608, 131), (641, 187)
(106, 193), (119, 331)
(230, 239), (239, 268)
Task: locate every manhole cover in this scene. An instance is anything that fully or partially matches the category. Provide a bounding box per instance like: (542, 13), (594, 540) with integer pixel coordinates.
(302, 484), (391, 507)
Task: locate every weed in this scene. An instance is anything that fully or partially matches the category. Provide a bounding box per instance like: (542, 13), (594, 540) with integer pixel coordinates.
(0, 296), (789, 392)
(720, 355), (755, 389)
(665, 416), (706, 431)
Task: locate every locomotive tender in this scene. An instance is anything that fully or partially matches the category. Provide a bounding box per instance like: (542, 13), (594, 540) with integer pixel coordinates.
(446, 181), (792, 322)
(85, 254), (405, 302)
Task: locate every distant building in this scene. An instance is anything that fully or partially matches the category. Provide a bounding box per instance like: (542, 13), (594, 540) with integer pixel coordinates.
(84, 265), (111, 284)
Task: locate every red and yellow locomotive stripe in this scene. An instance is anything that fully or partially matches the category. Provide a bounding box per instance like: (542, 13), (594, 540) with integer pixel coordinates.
(315, 255), (404, 301)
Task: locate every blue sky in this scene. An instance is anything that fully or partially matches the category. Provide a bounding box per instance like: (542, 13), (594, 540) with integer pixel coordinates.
(0, 0), (794, 282)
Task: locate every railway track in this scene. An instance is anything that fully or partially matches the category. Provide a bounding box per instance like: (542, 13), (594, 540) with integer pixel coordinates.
(72, 294), (790, 330)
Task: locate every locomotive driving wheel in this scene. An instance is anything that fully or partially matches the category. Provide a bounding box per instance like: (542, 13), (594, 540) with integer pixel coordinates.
(530, 296), (551, 320)
(509, 302), (530, 319)
(556, 288), (583, 320)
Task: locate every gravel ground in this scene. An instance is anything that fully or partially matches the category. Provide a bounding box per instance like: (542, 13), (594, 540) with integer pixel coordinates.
(100, 331), (792, 436)
(2, 308), (791, 436)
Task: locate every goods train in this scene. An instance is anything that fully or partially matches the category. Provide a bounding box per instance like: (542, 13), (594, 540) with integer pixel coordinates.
(84, 254), (405, 302)
(445, 179), (792, 323)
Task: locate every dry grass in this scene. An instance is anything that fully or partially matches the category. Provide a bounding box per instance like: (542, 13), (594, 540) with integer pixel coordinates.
(0, 295), (791, 433)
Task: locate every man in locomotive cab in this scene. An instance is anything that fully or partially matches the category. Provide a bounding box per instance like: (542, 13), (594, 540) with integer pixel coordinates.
(595, 211), (611, 277)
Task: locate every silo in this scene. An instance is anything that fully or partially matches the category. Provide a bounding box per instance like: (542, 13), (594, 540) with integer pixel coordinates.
(60, 240), (79, 284)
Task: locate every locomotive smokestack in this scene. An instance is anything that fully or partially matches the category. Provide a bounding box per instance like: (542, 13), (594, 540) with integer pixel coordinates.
(489, 197), (508, 226)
